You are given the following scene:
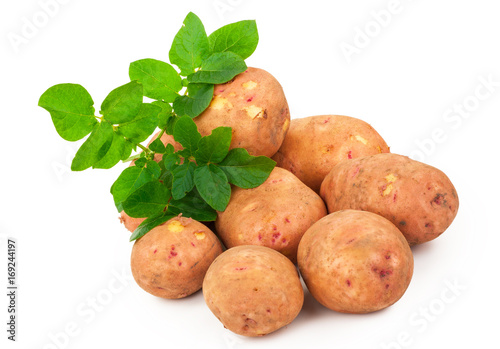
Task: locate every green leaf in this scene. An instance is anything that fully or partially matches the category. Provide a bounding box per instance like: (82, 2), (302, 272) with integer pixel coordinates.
(130, 211), (176, 241)
(169, 12), (210, 76)
(71, 122), (114, 171)
(117, 103), (161, 143)
(187, 52), (247, 84)
(194, 127), (232, 164)
(171, 161), (196, 200)
(194, 164), (231, 211)
(173, 115), (201, 154)
(134, 157), (147, 168)
(38, 83), (97, 141)
(100, 81), (143, 124)
(146, 160), (161, 178)
(173, 83), (214, 118)
(148, 138), (166, 154)
(169, 188), (217, 221)
(129, 59), (182, 103)
(152, 101), (173, 130)
(208, 20), (258, 59)
(93, 132), (133, 169)
(166, 114), (180, 135)
(122, 181), (171, 218)
(163, 152), (181, 171)
(111, 165), (159, 211)
(218, 148), (276, 189)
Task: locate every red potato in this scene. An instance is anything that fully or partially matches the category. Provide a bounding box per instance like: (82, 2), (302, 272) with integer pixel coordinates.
(131, 216), (223, 299)
(272, 115), (390, 193)
(298, 210), (414, 314)
(320, 153), (459, 245)
(194, 67), (290, 157)
(203, 245), (304, 336)
(215, 167), (327, 263)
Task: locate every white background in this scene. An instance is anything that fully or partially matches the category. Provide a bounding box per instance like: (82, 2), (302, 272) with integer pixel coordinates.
(1, 0), (499, 348)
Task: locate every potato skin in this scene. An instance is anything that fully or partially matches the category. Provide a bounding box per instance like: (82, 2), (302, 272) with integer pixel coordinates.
(203, 245), (304, 337)
(272, 115), (390, 193)
(194, 67), (290, 157)
(131, 217), (223, 299)
(320, 153), (459, 245)
(215, 167), (327, 263)
(297, 210), (413, 314)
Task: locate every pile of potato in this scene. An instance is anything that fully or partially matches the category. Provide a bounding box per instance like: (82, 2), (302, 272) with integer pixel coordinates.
(122, 67), (459, 337)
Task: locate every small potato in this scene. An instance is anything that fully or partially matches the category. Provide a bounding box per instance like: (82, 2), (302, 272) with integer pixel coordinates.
(131, 217), (223, 299)
(215, 167), (327, 263)
(320, 153), (459, 245)
(272, 115), (390, 192)
(194, 67), (290, 157)
(297, 210), (413, 314)
(203, 245), (304, 337)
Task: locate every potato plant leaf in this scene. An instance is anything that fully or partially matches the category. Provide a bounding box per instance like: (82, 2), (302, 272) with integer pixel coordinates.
(218, 148), (276, 188)
(116, 103), (161, 143)
(169, 12), (210, 76)
(100, 81), (143, 124)
(173, 115), (202, 155)
(194, 164), (231, 211)
(194, 127), (232, 164)
(122, 181), (171, 218)
(172, 83), (214, 118)
(208, 20), (259, 59)
(38, 83), (97, 141)
(71, 121), (114, 171)
(187, 52), (247, 84)
(129, 59), (182, 103)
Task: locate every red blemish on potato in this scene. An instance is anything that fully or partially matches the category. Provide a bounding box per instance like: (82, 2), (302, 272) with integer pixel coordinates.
(428, 187), (432, 190)
(247, 96), (254, 102)
(425, 223), (431, 228)
(171, 245), (175, 250)
(346, 280), (351, 287)
(271, 179), (283, 184)
(347, 238), (355, 244)
(386, 284), (390, 289)
(323, 118), (329, 124)
(352, 167), (360, 177)
(348, 151), (353, 159)
(272, 232), (281, 238)
(170, 251), (178, 257)
(219, 89), (225, 93)
(385, 254), (391, 260)
(153, 249), (157, 254)
(379, 270), (392, 278)
(282, 238), (287, 244)
(271, 239), (276, 244)
(285, 218), (290, 223)
(190, 242), (195, 247)
(235, 267), (247, 271)
(178, 262), (182, 266)
(245, 318), (257, 325)
(393, 193), (397, 202)
(258, 233), (262, 241)
(266, 309), (271, 313)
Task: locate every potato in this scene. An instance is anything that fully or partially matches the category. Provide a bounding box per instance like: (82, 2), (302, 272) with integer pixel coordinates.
(215, 167), (327, 263)
(203, 245), (304, 336)
(297, 210), (413, 314)
(131, 216), (223, 299)
(320, 153), (459, 245)
(272, 115), (390, 193)
(194, 67), (290, 157)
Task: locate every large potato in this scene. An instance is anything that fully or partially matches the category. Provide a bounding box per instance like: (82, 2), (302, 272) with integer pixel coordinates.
(194, 67), (290, 157)
(131, 216), (223, 299)
(320, 153), (459, 245)
(297, 210), (413, 314)
(272, 115), (390, 192)
(215, 167), (327, 263)
(203, 245), (304, 337)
